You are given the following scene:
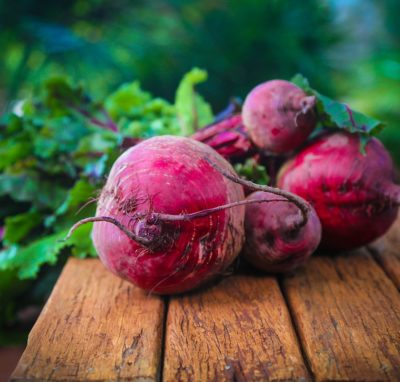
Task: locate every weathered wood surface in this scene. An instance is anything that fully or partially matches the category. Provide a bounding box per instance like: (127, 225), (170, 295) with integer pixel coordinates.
(163, 274), (310, 382)
(369, 217), (400, 289)
(11, 258), (165, 382)
(282, 249), (400, 381)
(11, 217), (400, 381)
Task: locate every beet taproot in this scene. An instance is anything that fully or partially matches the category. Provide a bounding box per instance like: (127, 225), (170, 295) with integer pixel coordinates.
(243, 191), (321, 272)
(242, 80), (317, 154)
(86, 136), (248, 294)
(277, 132), (400, 250)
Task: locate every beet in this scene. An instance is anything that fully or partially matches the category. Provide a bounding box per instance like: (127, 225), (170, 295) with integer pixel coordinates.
(243, 191), (321, 272)
(191, 114), (255, 162)
(242, 80), (317, 154)
(277, 132), (400, 251)
(80, 136), (249, 294)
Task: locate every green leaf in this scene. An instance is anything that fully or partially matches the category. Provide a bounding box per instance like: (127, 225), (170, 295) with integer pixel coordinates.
(66, 223), (97, 258)
(175, 68), (213, 135)
(105, 83), (180, 138)
(316, 94), (385, 136)
(0, 174), (68, 210)
(81, 154), (109, 179)
(0, 113), (24, 136)
(0, 224), (97, 279)
(45, 77), (87, 113)
(291, 74), (385, 137)
(291, 73), (311, 91)
(105, 81), (152, 120)
(75, 131), (119, 155)
(0, 140), (32, 171)
(4, 211), (42, 244)
(34, 117), (89, 159)
(0, 231), (68, 279)
(234, 158), (269, 185)
(55, 179), (97, 216)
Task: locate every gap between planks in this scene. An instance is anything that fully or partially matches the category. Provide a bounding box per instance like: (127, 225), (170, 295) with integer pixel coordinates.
(11, 215), (400, 382)
(162, 273), (310, 381)
(11, 258), (166, 382)
(277, 276), (315, 380)
(367, 215), (400, 290)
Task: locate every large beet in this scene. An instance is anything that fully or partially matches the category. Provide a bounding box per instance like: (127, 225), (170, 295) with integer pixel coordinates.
(278, 132), (400, 250)
(90, 136), (246, 294)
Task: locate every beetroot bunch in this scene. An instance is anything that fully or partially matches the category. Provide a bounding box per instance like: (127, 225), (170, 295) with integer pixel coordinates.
(193, 79), (399, 272)
(68, 78), (399, 294)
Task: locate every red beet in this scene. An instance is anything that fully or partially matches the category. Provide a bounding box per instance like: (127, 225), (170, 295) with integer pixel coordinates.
(277, 132), (400, 251)
(191, 114), (255, 162)
(243, 191), (321, 272)
(81, 136), (249, 294)
(242, 80), (317, 154)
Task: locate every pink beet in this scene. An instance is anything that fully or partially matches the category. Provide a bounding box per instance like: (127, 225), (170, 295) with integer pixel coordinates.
(82, 136), (247, 294)
(243, 191), (321, 272)
(242, 80), (317, 154)
(191, 114), (255, 161)
(278, 132), (400, 251)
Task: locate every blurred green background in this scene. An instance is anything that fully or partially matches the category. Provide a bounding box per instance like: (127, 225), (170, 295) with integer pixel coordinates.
(1, 0), (399, 155)
(0, 0), (399, 345)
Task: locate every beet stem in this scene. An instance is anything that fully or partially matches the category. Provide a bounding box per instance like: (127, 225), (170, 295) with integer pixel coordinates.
(65, 216), (152, 246)
(151, 198), (289, 222)
(65, 199), (293, 248)
(205, 157), (311, 227)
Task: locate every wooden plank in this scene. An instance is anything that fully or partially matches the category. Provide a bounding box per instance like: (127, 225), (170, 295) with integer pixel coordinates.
(282, 249), (400, 381)
(163, 274), (310, 381)
(368, 216), (400, 289)
(11, 258), (165, 382)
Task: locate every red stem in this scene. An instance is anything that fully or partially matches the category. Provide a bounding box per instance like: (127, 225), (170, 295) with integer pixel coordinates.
(65, 216), (151, 246)
(150, 198), (289, 221)
(65, 198), (290, 246)
(205, 157), (311, 227)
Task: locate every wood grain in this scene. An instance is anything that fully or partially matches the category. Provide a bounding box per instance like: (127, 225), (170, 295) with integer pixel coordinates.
(11, 258), (165, 382)
(282, 249), (400, 381)
(163, 274), (310, 382)
(369, 216), (400, 289)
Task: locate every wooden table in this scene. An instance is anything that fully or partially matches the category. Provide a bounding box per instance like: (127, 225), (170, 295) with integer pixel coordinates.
(11, 218), (400, 381)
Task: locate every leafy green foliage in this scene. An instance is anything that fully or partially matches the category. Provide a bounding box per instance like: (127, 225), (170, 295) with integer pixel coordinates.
(4, 211), (42, 244)
(105, 82), (180, 138)
(0, 231), (67, 279)
(0, 69), (213, 282)
(292, 74), (385, 141)
(0, 0), (340, 111)
(234, 158), (269, 186)
(175, 68), (213, 135)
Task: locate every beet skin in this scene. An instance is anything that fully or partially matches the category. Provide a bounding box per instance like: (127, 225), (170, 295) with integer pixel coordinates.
(278, 132), (400, 251)
(92, 136), (245, 294)
(242, 80), (317, 154)
(243, 191), (321, 272)
(191, 114), (255, 162)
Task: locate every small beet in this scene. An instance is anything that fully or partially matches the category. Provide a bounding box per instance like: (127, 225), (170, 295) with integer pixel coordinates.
(277, 132), (400, 251)
(243, 191), (321, 272)
(191, 114), (255, 162)
(242, 80), (317, 154)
